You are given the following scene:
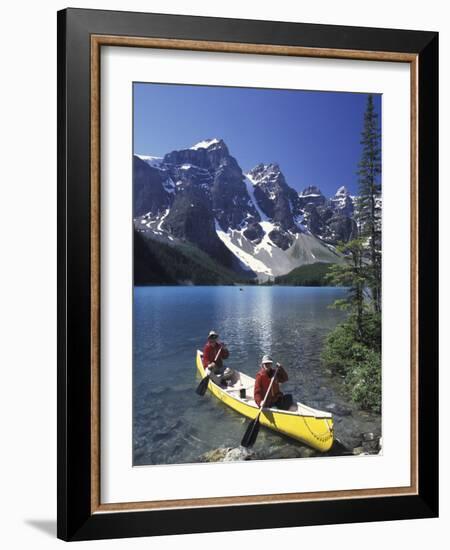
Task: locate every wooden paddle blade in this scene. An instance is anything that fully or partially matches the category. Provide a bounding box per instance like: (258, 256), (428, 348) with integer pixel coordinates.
(195, 375), (210, 396)
(241, 417), (260, 448)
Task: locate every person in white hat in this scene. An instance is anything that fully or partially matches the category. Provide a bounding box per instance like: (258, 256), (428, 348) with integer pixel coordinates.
(202, 330), (234, 387)
(254, 355), (292, 410)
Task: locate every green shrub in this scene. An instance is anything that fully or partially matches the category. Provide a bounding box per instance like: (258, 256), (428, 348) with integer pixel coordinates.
(346, 348), (381, 413)
(321, 322), (360, 373)
(321, 315), (381, 412)
(359, 311), (382, 353)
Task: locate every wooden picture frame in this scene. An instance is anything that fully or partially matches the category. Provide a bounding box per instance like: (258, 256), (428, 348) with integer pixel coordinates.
(57, 8), (438, 541)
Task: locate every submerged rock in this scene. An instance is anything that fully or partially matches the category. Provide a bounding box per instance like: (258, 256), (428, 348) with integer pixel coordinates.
(152, 431), (172, 442)
(325, 403), (353, 416)
(223, 447), (255, 461)
(352, 446), (367, 455)
(298, 447), (317, 458)
(201, 447), (231, 462)
(361, 432), (381, 453)
(327, 438), (352, 456)
(201, 446), (255, 462)
(261, 444), (318, 460)
(269, 445), (302, 459)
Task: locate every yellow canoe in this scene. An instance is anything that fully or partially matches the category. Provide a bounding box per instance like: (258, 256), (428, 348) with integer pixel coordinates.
(196, 350), (334, 452)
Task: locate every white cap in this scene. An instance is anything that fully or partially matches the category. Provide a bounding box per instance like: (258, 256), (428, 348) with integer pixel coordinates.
(261, 355), (273, 364)
(208, 330), (219, 338)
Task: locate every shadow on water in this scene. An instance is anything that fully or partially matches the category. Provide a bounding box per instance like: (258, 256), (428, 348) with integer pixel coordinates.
(133, 286), (381, 465)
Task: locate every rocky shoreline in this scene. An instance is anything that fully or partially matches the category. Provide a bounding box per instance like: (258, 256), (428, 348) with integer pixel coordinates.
(200, 432), (382, 463)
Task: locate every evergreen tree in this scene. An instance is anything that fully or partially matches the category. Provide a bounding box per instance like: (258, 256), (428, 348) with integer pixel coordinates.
(323, 238), (382, 411)
(357, 94), (382, 312)
(320, 95), (382, 412)
(326, 239), (368, 338)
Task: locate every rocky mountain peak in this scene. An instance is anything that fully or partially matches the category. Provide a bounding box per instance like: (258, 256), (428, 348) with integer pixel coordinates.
(246, 163), (300, 243)
(247, 163), (282, 182)
(298, 185), (325, 210)
(300, 185), (323, 198)
(162, 138), (234, 173)
(190, 138), (227, 153)
(246, 164), (292, 200)
(329, 185), (354, 217)
(335, 185), (349, 196)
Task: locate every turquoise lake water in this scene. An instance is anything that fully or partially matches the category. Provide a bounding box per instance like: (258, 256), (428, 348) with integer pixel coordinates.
(133, 286), (381, 465)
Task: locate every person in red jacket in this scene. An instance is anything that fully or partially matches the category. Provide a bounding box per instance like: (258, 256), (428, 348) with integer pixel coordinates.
(254, 355), (293, 410)
(202, 330), (233, 387)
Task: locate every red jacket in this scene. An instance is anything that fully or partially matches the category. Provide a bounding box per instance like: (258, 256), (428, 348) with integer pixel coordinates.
(202, 341), (229, 369)
(254, 366), (288, 407)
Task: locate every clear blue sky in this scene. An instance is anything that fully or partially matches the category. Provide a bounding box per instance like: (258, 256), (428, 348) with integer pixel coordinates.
(133, 83), (381, 197)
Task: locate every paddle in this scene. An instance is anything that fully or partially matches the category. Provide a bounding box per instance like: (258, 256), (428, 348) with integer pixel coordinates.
(195, 345), (223, 396)
(241, 364), (280, 448)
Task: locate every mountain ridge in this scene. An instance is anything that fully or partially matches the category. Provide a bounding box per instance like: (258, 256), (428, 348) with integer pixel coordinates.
(134, 138), (367, 282)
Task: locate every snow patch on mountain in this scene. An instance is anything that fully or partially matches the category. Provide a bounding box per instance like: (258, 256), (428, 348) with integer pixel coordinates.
(190, 138), (220, 150)
(244, 175), (269, 221)
(136, 155), (163, 168)
(215, 221), (273, 275)
(335, 186), (349, 196)
(293, 213), (308, 233)
(157, 209), (170, 231)
(163, 177), (176, 194)
(255, 221), (277, 255)
(215, 219), (341, 280)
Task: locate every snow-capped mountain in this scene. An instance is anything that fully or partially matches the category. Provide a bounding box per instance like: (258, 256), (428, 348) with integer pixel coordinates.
(134, 138), (361, 281)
